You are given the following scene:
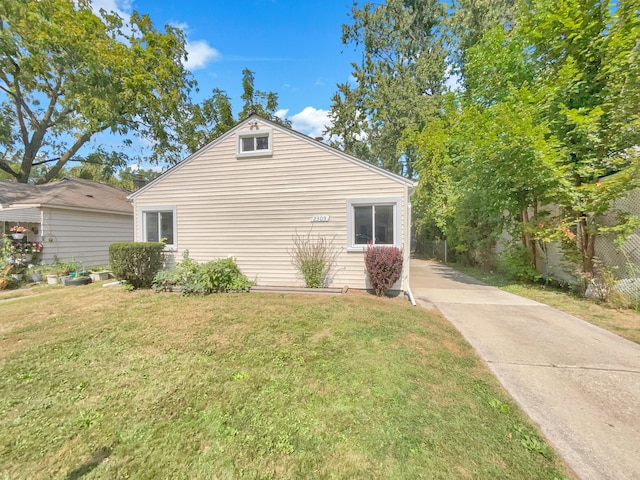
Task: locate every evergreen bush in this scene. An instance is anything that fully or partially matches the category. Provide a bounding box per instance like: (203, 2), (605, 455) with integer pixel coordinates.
(109, 242), (165, 289)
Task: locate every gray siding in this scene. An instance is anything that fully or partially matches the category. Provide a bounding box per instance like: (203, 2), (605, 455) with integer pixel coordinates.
(40, 208), (133, 267)
(0, 206), (41, 222)
(133, 121), (411, 289)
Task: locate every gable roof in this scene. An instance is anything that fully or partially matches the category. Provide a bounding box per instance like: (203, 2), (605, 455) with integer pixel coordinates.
(0, 177), (132, 215)
(129, 114), (417, 199)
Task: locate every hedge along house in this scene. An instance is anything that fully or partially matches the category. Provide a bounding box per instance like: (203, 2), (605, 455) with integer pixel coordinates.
(0, 177), (133, 266)
(129, 114), (417, 299)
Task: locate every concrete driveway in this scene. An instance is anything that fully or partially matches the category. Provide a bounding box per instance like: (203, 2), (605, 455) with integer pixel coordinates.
(410, 259), (640, 480)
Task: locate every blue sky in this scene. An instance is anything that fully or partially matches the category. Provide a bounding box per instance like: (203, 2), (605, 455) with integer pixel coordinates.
(95, 0), (360, 140)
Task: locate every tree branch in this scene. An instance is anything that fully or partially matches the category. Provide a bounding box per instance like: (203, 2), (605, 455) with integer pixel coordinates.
(0, 159), (18, 179)
(38, 127), (107, 184)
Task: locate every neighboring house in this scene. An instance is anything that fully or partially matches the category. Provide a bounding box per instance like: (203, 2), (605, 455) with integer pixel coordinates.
(0, 177), (133, 266)
(129, 114), (417, 294)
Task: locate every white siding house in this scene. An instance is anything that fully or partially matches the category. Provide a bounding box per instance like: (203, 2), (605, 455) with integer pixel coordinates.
(129, 114), (417, 293)
(0, 177), (133, 267)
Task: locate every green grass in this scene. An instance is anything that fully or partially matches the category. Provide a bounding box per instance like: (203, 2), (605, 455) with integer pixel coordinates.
(453, 264), (640, 345)
(0, 285), (571, 479)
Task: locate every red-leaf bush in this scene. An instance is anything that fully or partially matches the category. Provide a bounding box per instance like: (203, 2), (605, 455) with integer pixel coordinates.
(364, 246), (403, 296)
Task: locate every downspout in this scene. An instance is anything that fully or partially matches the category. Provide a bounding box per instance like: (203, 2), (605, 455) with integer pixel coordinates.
(405, 185), (416, 306)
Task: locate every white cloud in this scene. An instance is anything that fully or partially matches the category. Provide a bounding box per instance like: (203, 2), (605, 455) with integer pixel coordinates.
(274, 109), (289, 120)
(90, 0), (132, 20)
(289, 107), (332, 139)
(89, 6), (220, 72)
(184, 40), (221, 70)
(169, 21), (189, 31)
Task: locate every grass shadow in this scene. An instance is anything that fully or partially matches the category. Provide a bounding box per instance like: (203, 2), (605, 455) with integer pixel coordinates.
(65, 447), (111, 480)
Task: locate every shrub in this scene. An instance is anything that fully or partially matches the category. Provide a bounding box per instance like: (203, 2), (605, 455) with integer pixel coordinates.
(153, 252), (253, 295)
(498, 245), (542, 283)
(289, 231), (339, 288)
(364, 246), (403, 296)
(109, 242), (165, 289)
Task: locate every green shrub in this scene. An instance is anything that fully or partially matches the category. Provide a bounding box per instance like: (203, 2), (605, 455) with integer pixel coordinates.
(364, 246), (403, 296)
(498, 245), (542, 283)
(109, 242), (165, 289)
(153, 252), (253, 295)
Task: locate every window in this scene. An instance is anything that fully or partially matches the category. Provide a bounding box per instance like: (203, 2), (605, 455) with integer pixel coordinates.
(347, 198), (401, 251)
(140, 207), (176, 249)
(237, 129), (273, 157)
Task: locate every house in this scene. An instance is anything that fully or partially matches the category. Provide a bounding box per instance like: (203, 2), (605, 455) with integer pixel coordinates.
(0, 177), (133, 266)
(129, 114), (417, 296)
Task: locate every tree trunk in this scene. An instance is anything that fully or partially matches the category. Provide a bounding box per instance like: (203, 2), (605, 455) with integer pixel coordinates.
(578, 215), (595, 278)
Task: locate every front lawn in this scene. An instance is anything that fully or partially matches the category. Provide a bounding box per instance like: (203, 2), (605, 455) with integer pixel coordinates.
(0, 285), (571, 479)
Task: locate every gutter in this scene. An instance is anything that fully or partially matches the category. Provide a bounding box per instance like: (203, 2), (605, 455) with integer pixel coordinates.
(405, 184), (417, 306)
(406, 286), (417, 306)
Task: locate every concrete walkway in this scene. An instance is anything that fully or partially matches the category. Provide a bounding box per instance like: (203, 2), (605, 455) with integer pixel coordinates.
(410, 259), (640, 480)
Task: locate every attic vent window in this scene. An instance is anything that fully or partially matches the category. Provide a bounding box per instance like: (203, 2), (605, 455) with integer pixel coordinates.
(237, 128), (273, 158)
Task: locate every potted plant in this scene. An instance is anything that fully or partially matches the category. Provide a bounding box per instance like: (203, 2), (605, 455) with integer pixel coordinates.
(8, 240), (43, 264)
(60, 262), (91, 286)
(9, 225), (29, 240)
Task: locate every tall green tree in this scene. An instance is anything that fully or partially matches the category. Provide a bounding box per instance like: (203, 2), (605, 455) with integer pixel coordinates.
(519, 0), (640, 275)
(181, 69), (290, 154)
(0, 0), (195, 183)
(413, 0), (640, 279)
(446, 0), (516, 77)
(327, 0), (447, 177)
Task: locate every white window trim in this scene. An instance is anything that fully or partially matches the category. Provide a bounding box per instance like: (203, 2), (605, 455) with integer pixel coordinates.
(236, 128), (273, 158)
(346, 197), (402, 252)
(139, 206), (177, 251)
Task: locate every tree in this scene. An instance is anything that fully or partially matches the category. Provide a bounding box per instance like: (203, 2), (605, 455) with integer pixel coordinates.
(519, 0), (640, 276)
(0, 0), (195, 183)
(410, 90), (563, 268)
(181, 69), (290, 155)
(413, 0), (640, 280)
(327, 0), (447, 177)
(446, 0), (516, 77)
(238, 68), (291, 127)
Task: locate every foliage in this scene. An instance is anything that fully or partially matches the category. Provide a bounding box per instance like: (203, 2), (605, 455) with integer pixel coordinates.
(7, 240), (43, 259)
(0, 234), (12, 272)
(109, 242), (164, 289)
(44, 256), (77, 276)
(181, 69), (291, 154)
(517, 0), (640, 276)
(409, 0), (640, 280)
(498, 245), (543, 283)
(0, 0), (198, 183)
(410, 91), (563, 269)
(327, 0), (447, 177)
(152, 251), (253, 295)
(289, 231), (339, 288)
(364, 246), (403, 296)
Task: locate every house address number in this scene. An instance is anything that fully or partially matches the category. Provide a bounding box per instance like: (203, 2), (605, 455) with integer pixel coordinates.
(311, 215), (330, 222)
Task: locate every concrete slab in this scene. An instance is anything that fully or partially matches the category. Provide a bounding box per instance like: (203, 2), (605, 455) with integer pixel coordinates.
(414, 287), (543, 305)
(410, 259), (640, 480)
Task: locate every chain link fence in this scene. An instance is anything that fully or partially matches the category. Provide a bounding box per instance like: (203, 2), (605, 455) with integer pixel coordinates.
(594, 189), (640, 300)
(417, 238), (449, 263)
